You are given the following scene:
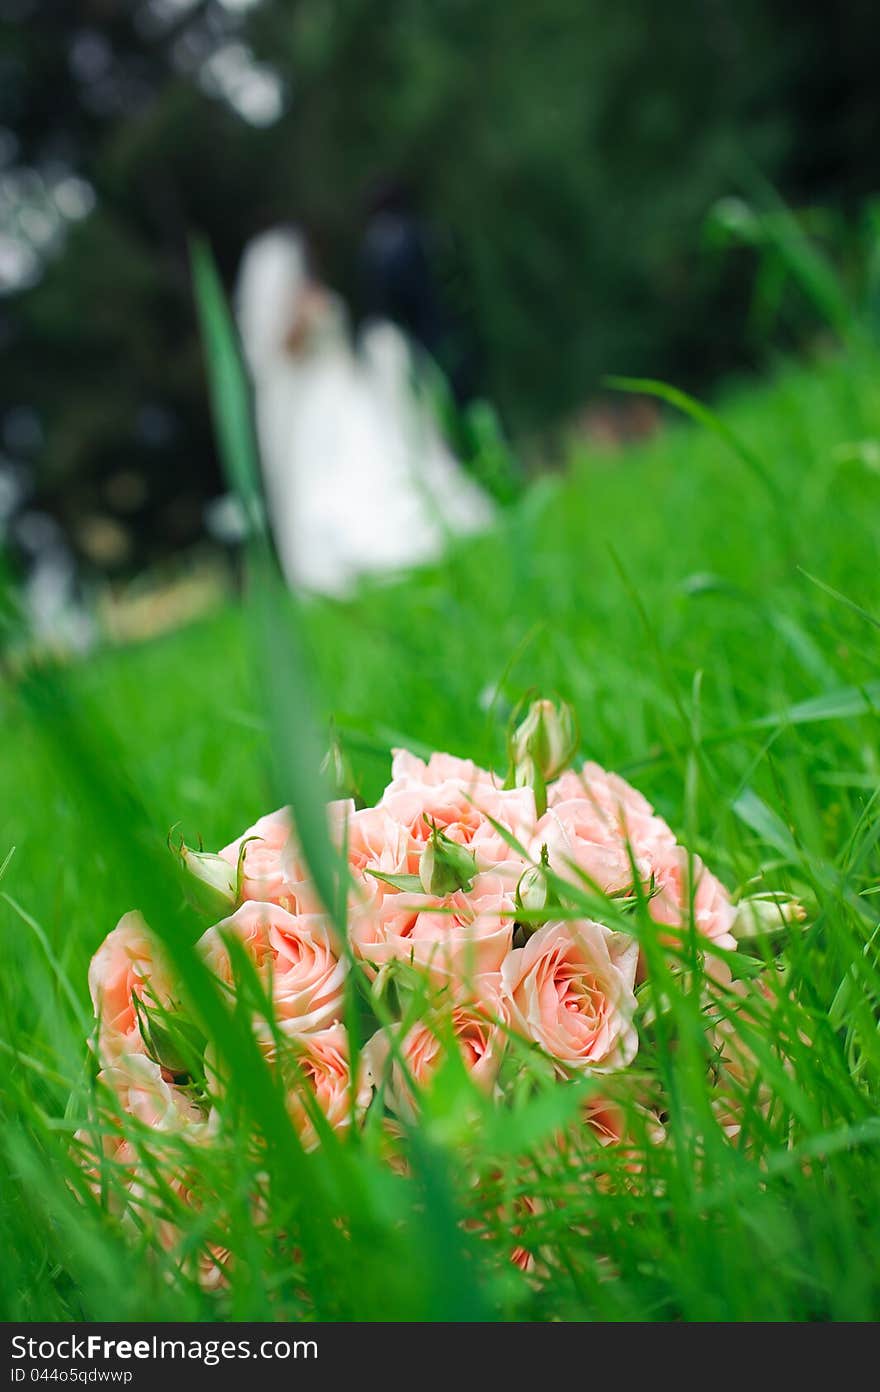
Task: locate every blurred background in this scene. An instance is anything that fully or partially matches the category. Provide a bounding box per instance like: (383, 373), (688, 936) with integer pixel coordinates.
(1, 0), (879, 644)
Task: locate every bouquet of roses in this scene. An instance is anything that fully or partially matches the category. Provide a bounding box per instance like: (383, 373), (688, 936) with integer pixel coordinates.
(79, 698), (803, 1283)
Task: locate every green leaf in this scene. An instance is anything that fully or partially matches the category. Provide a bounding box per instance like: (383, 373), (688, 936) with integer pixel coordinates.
(0, 845), (15, 886)
(751, 681), (880, 731)
(732, 789), (801, 861)
(365, 869), (424, 893)
(799, 569), (880, 633)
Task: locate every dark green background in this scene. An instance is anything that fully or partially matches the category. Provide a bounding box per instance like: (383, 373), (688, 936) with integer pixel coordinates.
(2, 0), (879, 569)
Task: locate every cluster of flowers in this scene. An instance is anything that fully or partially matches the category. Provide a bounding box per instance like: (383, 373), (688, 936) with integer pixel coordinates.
(81, 699), (800, 1276)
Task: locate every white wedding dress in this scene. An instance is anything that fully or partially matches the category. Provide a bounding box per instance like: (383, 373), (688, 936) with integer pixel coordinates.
(235, 228), (494, 597)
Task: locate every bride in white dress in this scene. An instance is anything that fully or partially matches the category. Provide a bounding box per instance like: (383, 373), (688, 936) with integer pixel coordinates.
(235, 227), (494, 597)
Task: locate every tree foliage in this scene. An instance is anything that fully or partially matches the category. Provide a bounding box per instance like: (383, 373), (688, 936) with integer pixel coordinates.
(2, 1), (879, 568)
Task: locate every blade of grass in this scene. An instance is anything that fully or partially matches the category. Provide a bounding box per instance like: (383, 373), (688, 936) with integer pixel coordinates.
(604, 374), (781, 502)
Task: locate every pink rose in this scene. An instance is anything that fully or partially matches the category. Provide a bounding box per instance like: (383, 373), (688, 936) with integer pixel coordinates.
(198, 900), (275, 984)
(582, 1096), (627, 1147)
(343, 804), (411, 960)
(88, 912), (176, 1064)
(349, 868), (518, 983)
(198, 900), (347, 1034)
(347, 759), (535, 970)
(380, 751), (536, 871)
(73, 1122), (137, 1203)
(98, 1052), (205, 1133)
(86, 1071), (228, 1291)
(648, 845), (736, 953)
(533, 801), (644, 898)
(274, 1024), (372, 1152)
(75, 1054), (204, 1220)
(384, 748), (500, 797)
(219, 806), (294, 904)
(346, 803), (411, 888)
(560, 1097), (664, 1190)
(501, 920), (639, 1072)
(219, 799), (354, 913)
(205, 1023), (370, 1150)
(380, 784), (532, 871)
(365, 975), (510, 1118)
(159, 1175), (232, 1292)
(548, 764), (676, 870)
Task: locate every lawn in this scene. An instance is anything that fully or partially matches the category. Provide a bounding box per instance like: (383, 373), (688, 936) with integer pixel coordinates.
(2, 343), (880, 1321)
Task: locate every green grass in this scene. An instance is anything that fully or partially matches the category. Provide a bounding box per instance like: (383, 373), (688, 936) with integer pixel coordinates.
(2, 341), (880, 1321)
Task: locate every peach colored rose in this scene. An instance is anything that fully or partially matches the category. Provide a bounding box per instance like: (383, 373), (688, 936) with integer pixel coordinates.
(198, 900), (275, 984)
(648, 845), (736, 953)
(81, 1079), (229, 1292)
(272, 912), (348, 1030)
(502, 920), (639, 1072)
(99, 1052), (205, 1133)
(384, 748), (500, 797)
(219, 806), (294, 902)
(75, 1049), (205, 1218)
(548, 764), (676, 869)
(88, 912), (176, 1064)
(380, 753), (536, 873)
(219, 799), (353, 913)
(533, 801), (644, 898)
(197, 900), (347, 1034)
(154, 1171), (233, 1292)
(365, 975), (510, 1118)
(382, 784), (530, 870)
(547, 1096), (626, 1184)
(345, 786), (530, 977)
(558, 1097), (665, 1201)
(275, 1024), (372, 1152)
(73, 1110), (142, 1213)
(349, 867), (517, 982)
(348, 762), (534, 969)
(204, 1023), (370, 1150)
(343, 805), (410, 958)
(583, 1095), (627, 1147)
(347, 803), (410, 879)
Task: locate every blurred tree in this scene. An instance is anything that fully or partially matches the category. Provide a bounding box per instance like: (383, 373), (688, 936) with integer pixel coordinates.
(1, 0), (878, 572)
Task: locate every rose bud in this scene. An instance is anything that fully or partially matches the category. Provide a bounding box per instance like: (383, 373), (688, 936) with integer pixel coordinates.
(731, 891), (807, 942)
(515, 845), (558, 932)
(133, 995), (206, 1079)
(419, 822), (478, 896)
(508, 698), (578, 814)
(177, 842), (237, 910)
